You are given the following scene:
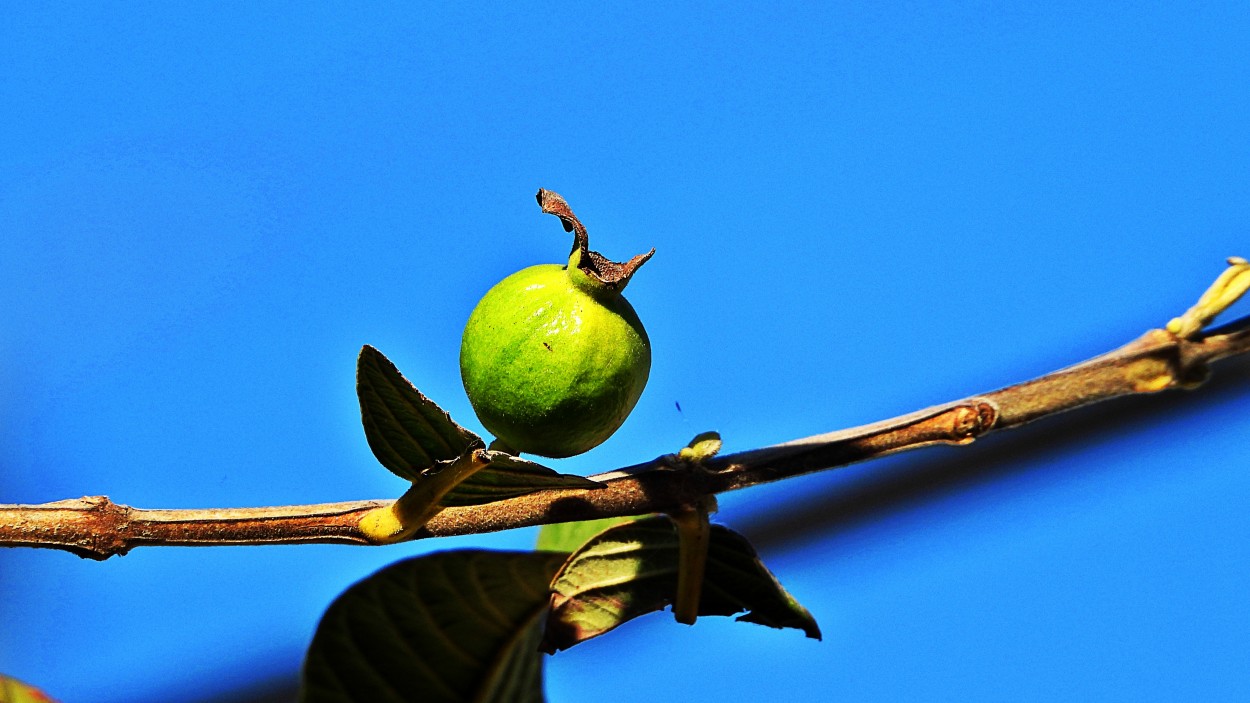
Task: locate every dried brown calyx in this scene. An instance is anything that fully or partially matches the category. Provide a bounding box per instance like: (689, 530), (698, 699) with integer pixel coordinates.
(537, 188), (654, 293)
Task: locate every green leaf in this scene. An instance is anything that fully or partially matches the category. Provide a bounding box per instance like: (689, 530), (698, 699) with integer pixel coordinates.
(535, 516), (637, 553)
(441, 451), (604, 508)
(302, 550), (568, 703)
(0, 675), (57, 703)
(543, 516), (821, 652)
(357, 347), (596, 509)
(357, 345), (482, 481)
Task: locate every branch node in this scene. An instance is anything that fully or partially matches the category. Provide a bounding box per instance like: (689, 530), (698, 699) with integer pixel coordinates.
(950, 402), (998, 443)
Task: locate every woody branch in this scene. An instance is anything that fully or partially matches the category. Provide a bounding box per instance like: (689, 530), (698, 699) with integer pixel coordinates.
(2, 311), (1246, 560)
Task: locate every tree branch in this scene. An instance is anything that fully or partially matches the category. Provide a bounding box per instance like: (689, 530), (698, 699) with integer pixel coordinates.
(2, 317), (1248, 560)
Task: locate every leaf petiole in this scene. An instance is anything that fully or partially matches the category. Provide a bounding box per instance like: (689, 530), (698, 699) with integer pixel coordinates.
(359, 449), (492, 544)
(672, 495), (717, 625)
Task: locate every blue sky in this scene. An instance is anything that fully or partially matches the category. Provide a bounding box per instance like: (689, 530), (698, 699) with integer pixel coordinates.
(2, 3), (1249, 701)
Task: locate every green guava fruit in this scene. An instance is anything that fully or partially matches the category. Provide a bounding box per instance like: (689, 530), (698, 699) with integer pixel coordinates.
(459, 190), (653, 458)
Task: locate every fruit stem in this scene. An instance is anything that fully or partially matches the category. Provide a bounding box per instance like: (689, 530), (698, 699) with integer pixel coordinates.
(536, 188), (655, 293)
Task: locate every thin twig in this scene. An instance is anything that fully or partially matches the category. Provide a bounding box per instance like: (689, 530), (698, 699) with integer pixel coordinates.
(2, 318), (1248, 560)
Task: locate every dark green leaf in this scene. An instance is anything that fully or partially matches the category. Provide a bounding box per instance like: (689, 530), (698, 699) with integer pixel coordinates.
(535, 516), (637, 553)
(543, 516), (821, 652)
(440, 452), (603, 508)
(0, 675), (57, 703)
(357, 345), (482, 481)
(302, 550), (568, 703)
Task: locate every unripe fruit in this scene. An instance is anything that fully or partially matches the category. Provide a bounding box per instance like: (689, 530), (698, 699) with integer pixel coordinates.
(460, 190), (653, 458)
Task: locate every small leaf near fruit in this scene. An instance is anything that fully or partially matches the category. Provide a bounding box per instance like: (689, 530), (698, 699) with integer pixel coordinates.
(543, 516), (821, 653)
(301, 550), (568, 703)
(357, 345), (482, 481)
